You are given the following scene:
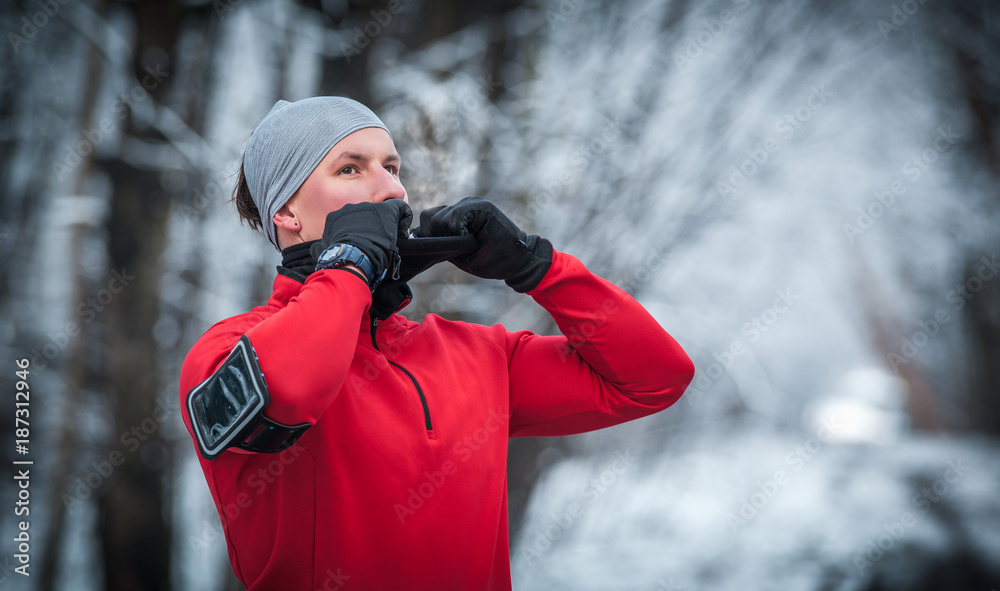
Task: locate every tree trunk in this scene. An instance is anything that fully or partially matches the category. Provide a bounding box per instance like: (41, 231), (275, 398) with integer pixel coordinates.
(97, 155), (173, 591)
(95, 1), (193, 587)
(949, 3), (1000, 435)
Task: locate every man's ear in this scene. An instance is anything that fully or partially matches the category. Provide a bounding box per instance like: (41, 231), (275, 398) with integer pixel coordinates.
(272, 201), (303, 249)
(272, 202), (301, 233)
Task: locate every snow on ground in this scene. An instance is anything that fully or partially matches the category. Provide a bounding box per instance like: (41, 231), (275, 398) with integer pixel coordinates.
(512, 427), (1000, 590)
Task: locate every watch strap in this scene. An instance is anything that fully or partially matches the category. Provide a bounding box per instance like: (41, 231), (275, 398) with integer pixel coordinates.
(315, 243), (376, 289)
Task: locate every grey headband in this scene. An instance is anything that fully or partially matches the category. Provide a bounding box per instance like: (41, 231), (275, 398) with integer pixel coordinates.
(243, 96), (390, 249)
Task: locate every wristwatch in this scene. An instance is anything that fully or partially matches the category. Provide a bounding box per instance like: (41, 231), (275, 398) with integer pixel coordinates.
(315, 243), (376, 289)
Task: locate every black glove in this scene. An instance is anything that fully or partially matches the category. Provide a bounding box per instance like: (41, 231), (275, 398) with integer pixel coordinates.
(413, 196), (553, 293)
(310, 199), (412, 287)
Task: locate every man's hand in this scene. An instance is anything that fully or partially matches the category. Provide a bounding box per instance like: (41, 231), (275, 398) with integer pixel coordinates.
(310, 199), (412, 286)
(413, 197), (552, 293)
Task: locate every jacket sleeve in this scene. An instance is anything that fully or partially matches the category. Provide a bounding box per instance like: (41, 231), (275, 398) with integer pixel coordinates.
(505, 251), (694, 437)
(181, 269), (372, 429)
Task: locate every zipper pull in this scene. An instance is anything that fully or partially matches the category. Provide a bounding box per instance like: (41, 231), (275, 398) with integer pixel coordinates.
(390, 250), (401, 281)
(370, 313), (379, 350)
(368, 252), (400, 292)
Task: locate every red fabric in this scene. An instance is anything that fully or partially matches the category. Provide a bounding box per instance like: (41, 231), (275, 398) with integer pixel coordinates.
(179, 250), (693, 590)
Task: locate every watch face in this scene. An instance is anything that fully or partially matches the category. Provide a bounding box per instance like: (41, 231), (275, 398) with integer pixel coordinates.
(318, 244), (346, 265)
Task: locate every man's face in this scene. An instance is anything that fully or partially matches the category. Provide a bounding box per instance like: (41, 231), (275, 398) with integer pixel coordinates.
(275, 126), (407, 246)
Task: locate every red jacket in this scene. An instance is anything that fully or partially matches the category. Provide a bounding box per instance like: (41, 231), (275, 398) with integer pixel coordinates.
(179, 250), (693, 590)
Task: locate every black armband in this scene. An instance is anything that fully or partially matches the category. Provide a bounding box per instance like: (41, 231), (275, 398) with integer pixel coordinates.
(186, 335), (309, 460)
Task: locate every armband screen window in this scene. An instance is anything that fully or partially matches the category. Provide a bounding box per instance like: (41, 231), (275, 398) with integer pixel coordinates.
(187, 335), (270, 459)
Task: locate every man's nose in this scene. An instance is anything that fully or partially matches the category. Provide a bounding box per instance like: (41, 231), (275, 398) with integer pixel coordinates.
(372, 167), (407, 203)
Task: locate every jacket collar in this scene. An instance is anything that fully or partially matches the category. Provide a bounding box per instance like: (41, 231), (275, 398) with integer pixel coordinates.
(271, 241), (412, 320)
(265, 274), (412, 338)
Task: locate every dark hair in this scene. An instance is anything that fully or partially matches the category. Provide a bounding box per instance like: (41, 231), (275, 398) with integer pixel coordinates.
(231, 158), (263, 231)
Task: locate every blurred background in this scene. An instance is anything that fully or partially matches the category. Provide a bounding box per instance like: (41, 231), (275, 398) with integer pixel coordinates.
(1, 0), (999, 589)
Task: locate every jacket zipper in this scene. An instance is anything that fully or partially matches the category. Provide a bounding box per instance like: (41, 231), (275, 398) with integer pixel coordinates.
(370, 314), (433, 431)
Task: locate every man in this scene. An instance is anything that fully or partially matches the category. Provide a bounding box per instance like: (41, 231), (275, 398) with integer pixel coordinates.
(179, 96), (694, 590)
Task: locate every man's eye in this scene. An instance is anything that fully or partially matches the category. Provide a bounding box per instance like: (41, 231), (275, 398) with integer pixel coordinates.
(385, 165), (399, 175)
(338, 165), (358, 175)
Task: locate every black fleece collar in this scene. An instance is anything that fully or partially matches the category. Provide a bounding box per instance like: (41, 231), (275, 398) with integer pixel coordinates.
(277, 240), (319, 283)
(277, 241), (411, 320)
